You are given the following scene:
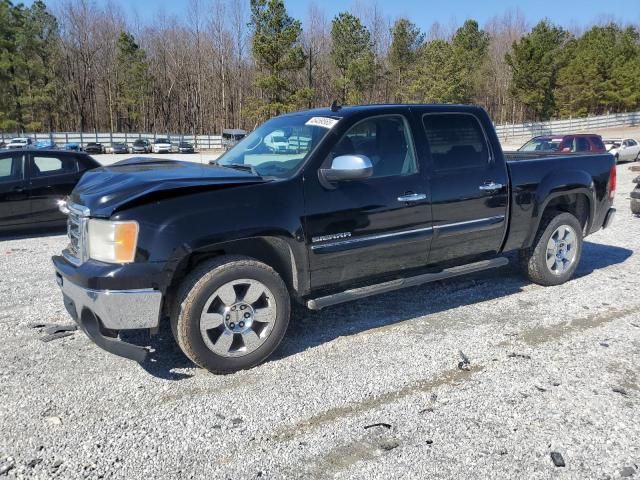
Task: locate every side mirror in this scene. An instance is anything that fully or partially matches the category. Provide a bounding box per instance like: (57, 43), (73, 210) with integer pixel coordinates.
(319, 155), (373, 185)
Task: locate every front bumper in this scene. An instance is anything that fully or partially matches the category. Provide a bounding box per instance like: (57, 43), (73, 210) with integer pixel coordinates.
(54, 268), (162, 362)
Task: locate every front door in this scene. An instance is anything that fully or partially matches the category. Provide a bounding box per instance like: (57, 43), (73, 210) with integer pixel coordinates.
(423, 112), (509, 266)
(303, 113), (433, 290)
(0, 153), (29, 228)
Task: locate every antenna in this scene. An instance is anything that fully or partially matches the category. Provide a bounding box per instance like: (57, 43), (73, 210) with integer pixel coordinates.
(330, 100), (341, 113)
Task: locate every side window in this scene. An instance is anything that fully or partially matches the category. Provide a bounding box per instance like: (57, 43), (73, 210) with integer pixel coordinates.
(575, 137), (590, 152)
(590, 137), (605, 151)
(32, 155), (78, 177)
(332, 115), (417, 178)
(0, 155), (23, 183)
(629, 140), (638, 147)
(423, 114), (489, 171)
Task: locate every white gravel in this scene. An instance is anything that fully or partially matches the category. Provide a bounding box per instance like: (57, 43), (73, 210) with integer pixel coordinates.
(0, 162), (638, 479)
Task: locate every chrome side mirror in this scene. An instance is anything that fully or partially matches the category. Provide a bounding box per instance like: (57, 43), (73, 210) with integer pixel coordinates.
(320, 155), (373, 185)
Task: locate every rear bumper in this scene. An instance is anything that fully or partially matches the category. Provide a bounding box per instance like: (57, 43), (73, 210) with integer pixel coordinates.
(54, 266), (162, 362)
(602, 208), (616, 229)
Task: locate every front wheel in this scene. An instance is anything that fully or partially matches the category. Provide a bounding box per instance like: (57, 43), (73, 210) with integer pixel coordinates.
(632, 198), (640, 215)
(171, 256), (290, 374)
(519, 212), (583, 286)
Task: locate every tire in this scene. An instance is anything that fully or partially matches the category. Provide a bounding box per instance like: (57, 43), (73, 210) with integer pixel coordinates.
(171, 256), (290, 374)
(519, 212), (583, 286)
(631, 198), (640, 215)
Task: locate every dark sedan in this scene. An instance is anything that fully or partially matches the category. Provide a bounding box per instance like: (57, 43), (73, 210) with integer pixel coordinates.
(83, 142), (104, 154)
(0, 150), (100, 232)
(111, 142), (130, 154)
(178, 141), (195, 153)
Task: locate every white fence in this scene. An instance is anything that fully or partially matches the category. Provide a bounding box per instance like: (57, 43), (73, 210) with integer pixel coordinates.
(0, 132), (224, 150)
(3, 111), (640, 149)
(494, 111), (640, 141)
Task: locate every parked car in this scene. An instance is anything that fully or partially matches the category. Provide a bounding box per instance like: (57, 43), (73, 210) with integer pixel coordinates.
(63, 143), (81, 151)
(83, 142), (104, 154)
(35, 140), (56, 150)
(222, 129), (247, 150)
(152, 138), (172, 153)
(265, 131), (290, 153)
(6, 137), (33, 149)
(131, 139), (152, 154)
(53, 104), (616, 373)
(178, 141), (195, 153)
(110, 142), (130, 154)
(519, 134), (606, 153)
(0, 150), (100, 232)
(604, 138), (640, 163)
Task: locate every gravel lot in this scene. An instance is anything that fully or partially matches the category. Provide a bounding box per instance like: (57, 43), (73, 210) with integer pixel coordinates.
(0, 159), (638, 479)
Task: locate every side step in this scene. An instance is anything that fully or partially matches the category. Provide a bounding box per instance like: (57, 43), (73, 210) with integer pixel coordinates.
(306, 257), (510, 311)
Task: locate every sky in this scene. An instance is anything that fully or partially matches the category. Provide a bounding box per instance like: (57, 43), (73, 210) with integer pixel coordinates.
(106, 0), (639, 30)
(25, 0), (640, 31)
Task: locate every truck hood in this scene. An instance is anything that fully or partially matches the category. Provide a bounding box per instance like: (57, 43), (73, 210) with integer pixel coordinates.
(70, 157), (268, 217)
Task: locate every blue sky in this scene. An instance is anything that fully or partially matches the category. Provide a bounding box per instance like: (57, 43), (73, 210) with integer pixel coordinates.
(32, 0), (640, 29)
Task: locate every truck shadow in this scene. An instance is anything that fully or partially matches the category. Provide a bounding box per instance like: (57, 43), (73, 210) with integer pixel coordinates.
(128, 241), (632, 380)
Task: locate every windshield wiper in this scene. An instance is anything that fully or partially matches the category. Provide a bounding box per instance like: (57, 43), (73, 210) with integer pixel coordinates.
(213, 161), (258, 176)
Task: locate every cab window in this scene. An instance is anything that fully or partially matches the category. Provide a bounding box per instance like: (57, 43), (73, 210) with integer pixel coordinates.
(330, 115), (417, 178)
(0, 154), (23, 182)
(423, 114), (490, 171)
(32, 155), (78, 177)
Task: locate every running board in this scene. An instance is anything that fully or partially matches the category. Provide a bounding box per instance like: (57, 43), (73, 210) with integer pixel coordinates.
(306, 257), (509, 311)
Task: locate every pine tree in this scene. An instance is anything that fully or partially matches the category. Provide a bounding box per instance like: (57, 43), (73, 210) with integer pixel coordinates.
(115, 31), (151, 131)
(249, 0), (306, 119)
(506, 21), (569, 120)
(388, 18), (423, 101)
(330, 12), (375, 104)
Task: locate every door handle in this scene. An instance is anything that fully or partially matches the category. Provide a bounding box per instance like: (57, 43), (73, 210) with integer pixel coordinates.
(12, 186), (25, 193)
(479, 182), (503, 192)
(398, 193), (427, 203)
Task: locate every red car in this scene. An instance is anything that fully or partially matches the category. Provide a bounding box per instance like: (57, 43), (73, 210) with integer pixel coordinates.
(519, 134), (606, 153)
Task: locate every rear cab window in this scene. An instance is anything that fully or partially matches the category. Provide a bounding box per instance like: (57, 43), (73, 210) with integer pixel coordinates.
(422, 113), (490, 171)
(31, 155), (78, 177)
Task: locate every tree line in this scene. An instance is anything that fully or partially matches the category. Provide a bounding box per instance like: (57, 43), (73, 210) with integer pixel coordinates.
(1, 0), (639, 135)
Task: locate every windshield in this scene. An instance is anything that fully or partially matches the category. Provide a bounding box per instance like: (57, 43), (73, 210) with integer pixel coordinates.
(216, 114), (336, 178)
(156, 138), (170, 143)
(519, 138), (561, 152)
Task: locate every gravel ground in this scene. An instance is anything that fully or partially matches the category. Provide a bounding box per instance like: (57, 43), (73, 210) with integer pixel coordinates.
(0, 162), (638, 479)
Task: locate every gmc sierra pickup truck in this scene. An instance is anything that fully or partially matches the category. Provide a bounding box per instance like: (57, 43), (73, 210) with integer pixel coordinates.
(52, 105), (617, 373)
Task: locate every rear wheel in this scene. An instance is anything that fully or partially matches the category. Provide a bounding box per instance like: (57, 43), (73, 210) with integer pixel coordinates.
(520, 212), (583, 286)
(171, 256), (290, 374)
(631, 198), (640, 215)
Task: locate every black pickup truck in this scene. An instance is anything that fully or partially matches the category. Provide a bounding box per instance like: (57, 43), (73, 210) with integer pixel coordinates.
(52, 105), (616, 373)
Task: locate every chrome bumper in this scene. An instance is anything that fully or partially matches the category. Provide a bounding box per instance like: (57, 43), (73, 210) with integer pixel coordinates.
(55, 272), (162, 331)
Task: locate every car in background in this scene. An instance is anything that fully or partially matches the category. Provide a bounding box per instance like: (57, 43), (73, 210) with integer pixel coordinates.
(35, 140), (56, 150)
(604, 138), (640, 163)
(519, 134), (606, 153)
(152, 138), (172, 154)
(178, 141), (195, 153)
(0, 150), (100, 233)
(83, 142), (105, 154)
(222, 129), (247, 150)
(265, 131), (290, 153)
(131, 139), (152, 154)
(110, 142), (130, 154)
(6, 137), (33, 149)
(63, 143), (81, 151)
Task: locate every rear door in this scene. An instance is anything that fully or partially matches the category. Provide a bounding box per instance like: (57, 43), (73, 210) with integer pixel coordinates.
(0, 152), (29, 228)
(423, 112), (508, 265)
(28, 153), (81, 224)
(303, 112), (433, 290)
(623, 139), (640, 161)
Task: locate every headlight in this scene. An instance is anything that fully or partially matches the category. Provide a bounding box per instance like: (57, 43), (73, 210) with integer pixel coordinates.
(88, 220), (139, 264)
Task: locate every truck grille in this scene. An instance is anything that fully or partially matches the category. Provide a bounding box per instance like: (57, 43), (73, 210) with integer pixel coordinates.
(62, 202), (89, 265)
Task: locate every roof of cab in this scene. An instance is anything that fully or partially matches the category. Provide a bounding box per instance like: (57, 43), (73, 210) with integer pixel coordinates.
(279, 103), (487, 118)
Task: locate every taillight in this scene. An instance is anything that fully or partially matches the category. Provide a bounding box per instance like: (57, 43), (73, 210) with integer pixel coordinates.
(609, 165), (617, 200)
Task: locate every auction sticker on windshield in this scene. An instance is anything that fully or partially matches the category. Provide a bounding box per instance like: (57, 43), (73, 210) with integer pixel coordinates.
(305, 117), (339, 129)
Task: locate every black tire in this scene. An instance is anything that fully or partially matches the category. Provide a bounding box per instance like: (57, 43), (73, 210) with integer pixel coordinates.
(631, 198), (640, 215)
(519, 212), (583, 286)
(171, 256), (290, 374)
